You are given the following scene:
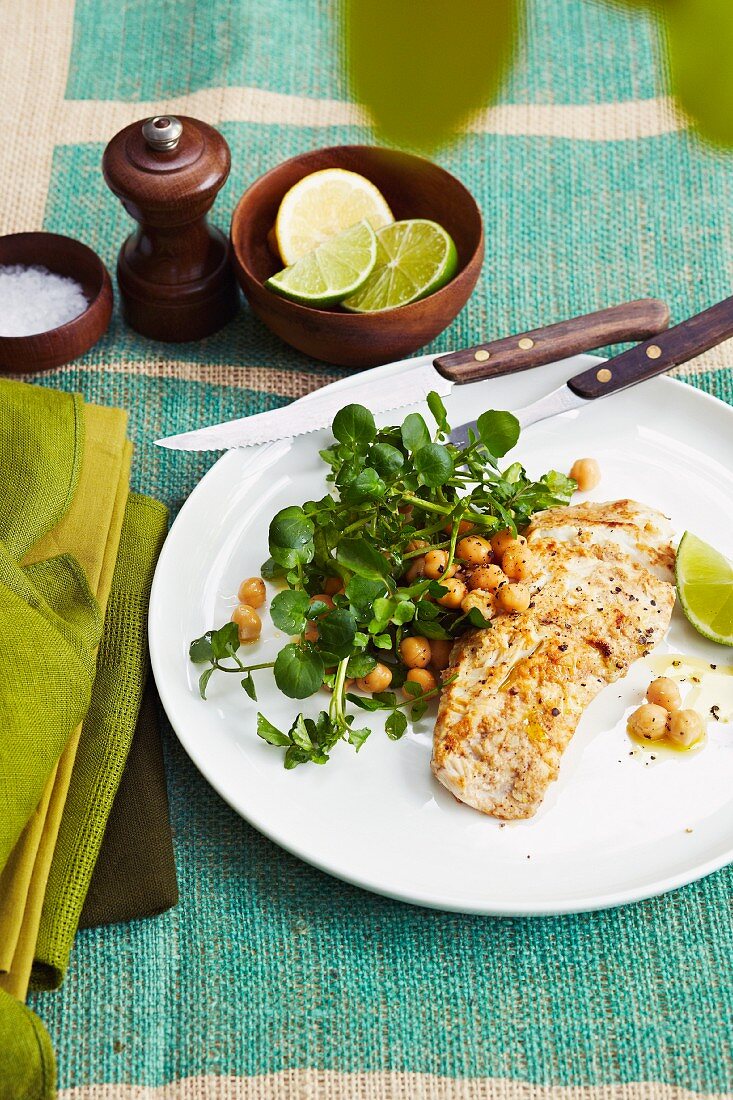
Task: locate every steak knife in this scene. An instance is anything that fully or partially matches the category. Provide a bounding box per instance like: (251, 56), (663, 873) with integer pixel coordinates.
(155, 299), (668, 450)
(449, 293), (733, 446)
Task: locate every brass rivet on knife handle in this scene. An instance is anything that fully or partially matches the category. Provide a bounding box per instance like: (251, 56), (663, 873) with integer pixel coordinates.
(432, 298), (670, 384)
(567, 294), (733, 401)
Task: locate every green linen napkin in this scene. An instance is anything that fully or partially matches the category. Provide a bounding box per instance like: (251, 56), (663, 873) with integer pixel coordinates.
(0, 380), (102, 881)
(0, 989), (55, 1100)
(80, 681), (179, 929)
(1, 398), (131, 999)
(31, 492), (169, 990)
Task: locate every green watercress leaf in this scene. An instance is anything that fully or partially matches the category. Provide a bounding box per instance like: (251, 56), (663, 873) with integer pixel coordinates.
(392, 600), (415, 625)
(268, 506), (315, 569)
(385, 711), (408, 740)
(189, 633), (214, 664)
(346, 693), (384, 712)
(343, 467), (386, 503)
(345, 652), (377, 678)
(260, 556), (286, 580)
(257, 713), (291, 746)
(198, 667), (214, 700)
(290, 713), (313, 751)
(317, 609), (357, 658)
(348, 726), (371, 751)
(306, 599), (330, 619)
(332, 403), (376, 448)
(241, 673), (257, 701)
(414, 442), (454, 487)
(274, 644), (324, 699)
(336, 538), (390, 580)
(370, 442), (404, 478)
(426, 390), (449, 434)
(270, 589), (311, 633)
(346, 576), (388, 611)
(413, 620), (451, 639)
(476, 410), (520, 458)
(210, 621), (240, 660)
(401, 412), (431, 452)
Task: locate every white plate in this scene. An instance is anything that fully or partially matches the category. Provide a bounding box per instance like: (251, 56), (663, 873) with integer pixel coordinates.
(149, 354), (733, 915)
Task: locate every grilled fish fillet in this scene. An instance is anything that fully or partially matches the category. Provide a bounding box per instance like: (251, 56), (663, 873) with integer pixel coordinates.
(431, 500), (676, 819)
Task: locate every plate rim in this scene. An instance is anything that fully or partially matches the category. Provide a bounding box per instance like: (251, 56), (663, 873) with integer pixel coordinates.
(150, 355), (733, 916)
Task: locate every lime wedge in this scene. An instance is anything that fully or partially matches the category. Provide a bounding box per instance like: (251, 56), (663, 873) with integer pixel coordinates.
(342, 219), (458, 313)
(676, 531), (733, 646)
(265, 220), (377, 307)
(275, 169), (393, 265)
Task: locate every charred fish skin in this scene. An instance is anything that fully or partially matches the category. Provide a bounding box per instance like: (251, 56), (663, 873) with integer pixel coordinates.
(431, 501), (676, 820)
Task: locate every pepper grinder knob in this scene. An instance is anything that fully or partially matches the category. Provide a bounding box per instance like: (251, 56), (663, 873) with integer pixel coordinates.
(141, 115), (183, 152)
(102, 114), (239, 342)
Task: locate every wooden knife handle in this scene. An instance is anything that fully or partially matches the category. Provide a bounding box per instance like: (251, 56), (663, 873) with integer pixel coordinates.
(433, 299), (670, 384)
(568, 295), (733, 400)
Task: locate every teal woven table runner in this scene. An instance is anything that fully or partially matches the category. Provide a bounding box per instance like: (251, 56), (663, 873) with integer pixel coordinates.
(6, 0), (731, 1096)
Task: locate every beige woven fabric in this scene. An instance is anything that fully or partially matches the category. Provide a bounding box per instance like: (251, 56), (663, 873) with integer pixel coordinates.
(57, 1073), (731, 1100)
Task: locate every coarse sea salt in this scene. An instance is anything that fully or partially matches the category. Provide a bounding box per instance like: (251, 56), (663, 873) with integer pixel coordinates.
(0, 264), (88, 337)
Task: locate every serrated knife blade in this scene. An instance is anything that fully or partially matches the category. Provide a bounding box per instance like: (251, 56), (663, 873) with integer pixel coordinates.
(154, 298), (678, 452)
(155, 360), (451, 451)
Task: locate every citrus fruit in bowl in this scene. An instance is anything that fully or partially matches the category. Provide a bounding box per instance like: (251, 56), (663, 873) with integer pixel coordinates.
(230, 145), (484, 369)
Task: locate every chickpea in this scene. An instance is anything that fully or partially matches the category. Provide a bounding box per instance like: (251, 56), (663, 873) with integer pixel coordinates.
(491, 529), (525, 558)
(668, 709), (705, 748)
(323, 576), (343, 596)
(238, 577), (266, 608)
(437, 576), (468, 608)
(627, 702), (668, 741)
(399, 635), (432, 669)
(356, 663), (393, 694)
(456, 535), (492, 566)
(468, 563), (506, 593)
(496, 582), (531, 614)
(231, 603), (262, 643)
(443, 520), (474, 536)
(423, 549), (450, 579)
(404, 668), (438, 696)
(405, 556), (426, 583)
(429, 638), (453, 671)
(501, 544), (535, 583)
(406, 538), (428, 553)
(646, 676), (682, 712)
(310, 593), (335, 612)
(461, 591), (495, 620)
(569, 457), (601, 493)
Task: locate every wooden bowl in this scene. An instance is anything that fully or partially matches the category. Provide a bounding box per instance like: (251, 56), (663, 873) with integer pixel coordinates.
(0, 232), (113, 374)
(230, 146), (484, 368)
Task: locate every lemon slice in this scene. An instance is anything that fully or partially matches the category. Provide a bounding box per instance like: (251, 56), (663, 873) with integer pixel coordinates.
(265, 220), (377, 306)
(342, 219), (458, 313)
(676, 532), (733, 646)
(274, 169), (393, 265)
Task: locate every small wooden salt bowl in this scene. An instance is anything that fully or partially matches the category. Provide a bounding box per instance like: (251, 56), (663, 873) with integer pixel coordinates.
(0, 232), (113, 375)
(230, 146), (484, 369)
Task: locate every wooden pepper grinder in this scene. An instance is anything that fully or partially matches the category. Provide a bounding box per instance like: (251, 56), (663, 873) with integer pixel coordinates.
(102, 115), (239, 342)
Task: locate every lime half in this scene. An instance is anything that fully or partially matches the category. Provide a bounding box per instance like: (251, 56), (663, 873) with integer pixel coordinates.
(342, 219), (458, 313)
(265, 220), (377, 307)
(676, 531), (733, 646)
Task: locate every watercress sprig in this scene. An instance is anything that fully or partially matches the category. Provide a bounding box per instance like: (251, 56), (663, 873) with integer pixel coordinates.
(190, 393), (575, 768)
